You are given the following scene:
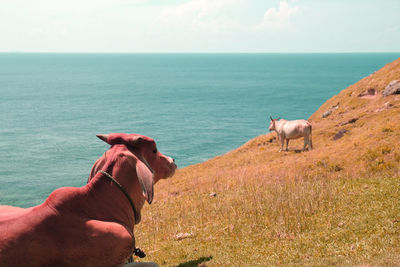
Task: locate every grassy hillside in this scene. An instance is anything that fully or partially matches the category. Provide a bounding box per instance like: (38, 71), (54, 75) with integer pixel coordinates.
(135, 58), (400, 266)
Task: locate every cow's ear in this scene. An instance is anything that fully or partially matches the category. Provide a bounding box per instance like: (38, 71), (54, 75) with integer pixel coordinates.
(124, 151), (155, 204)
(96, 134), (109, 143)
(135, 159), (154, 204)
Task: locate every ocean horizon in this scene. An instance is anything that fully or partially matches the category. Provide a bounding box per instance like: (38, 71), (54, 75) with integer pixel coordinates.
(1, 52), (399, 207)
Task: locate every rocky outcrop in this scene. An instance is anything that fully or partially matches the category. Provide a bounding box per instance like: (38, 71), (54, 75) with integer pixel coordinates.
(322, 103), (339, 118)
(374, 102), (394, 113)
(358, 88), (377, 99)
(333, 129), (349, 140)
(383, 80), (400, 97)
(339, 118), (358, 126)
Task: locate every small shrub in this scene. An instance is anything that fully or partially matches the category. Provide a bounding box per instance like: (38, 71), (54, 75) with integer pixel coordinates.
(329, 164), (343, 172)
(363, 145), (391, 161)
(369, 160), (395, 173)
(395, 152), (400, 162)
(316, 159), (343, 172)
(362, 146), (395, 173)
(381, 145), (391, 155)
(382, 127), (393, 133)
(363, 149), (380, 162)
(316, 160), (326, 168)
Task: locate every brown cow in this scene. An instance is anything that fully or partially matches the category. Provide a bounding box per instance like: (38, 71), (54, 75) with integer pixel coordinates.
(0, 133), (176, 267)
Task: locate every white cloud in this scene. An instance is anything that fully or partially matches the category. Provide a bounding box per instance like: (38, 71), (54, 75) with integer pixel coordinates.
(383, 26), (399, 34)
(29, 25), (68, 38)
(2, 0), (398, 53)
(257, 1), (299, 31)
(153, 0), (240, 34)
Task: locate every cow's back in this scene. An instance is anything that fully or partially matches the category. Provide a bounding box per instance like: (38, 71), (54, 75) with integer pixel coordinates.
(0, 188), (134, 266)
(0, 206), (27, 222)
(0, 204), (59, 266)
(281, 120), (311, 139)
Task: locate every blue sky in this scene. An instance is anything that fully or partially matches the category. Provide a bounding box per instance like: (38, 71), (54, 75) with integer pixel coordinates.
(0, 0), (399, 53)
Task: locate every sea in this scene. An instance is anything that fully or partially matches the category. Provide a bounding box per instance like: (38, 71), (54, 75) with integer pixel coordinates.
(1, 53), (399, 207)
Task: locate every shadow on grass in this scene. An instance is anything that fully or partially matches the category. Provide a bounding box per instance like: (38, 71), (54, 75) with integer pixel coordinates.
(176, 256), (213, 267)
(290, 149), (311, 153)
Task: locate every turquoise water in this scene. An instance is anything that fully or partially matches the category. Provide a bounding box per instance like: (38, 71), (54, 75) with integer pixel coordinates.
(1, 53), (399, 207)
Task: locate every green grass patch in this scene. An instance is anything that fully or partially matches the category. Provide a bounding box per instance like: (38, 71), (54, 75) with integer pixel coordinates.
(136, 175), (400, 266)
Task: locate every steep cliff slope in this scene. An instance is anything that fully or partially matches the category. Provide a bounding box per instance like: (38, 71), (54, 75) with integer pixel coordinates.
(136, 58), (400, 267)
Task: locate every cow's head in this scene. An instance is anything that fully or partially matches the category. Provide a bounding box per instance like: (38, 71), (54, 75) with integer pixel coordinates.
(269, 116), (280, 131)
(94, 133), (177, 204)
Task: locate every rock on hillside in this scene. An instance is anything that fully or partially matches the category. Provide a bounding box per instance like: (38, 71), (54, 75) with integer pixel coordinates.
(383, 80), (400, 97)
(313, 57), (400, 122)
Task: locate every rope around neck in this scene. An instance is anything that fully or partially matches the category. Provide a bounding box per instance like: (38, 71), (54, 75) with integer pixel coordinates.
(98, 170), (139, 224)
(97, 170), (147, 262)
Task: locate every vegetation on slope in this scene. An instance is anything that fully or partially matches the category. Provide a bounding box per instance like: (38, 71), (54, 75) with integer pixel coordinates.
(135, 58), (400, 266)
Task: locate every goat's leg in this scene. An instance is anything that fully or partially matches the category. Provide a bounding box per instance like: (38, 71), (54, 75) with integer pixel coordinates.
(279, 138), (284, 152)
(303, 138), (307, 151)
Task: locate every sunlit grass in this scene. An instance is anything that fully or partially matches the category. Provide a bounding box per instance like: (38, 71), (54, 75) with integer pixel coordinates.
(136, 172), (399, 266)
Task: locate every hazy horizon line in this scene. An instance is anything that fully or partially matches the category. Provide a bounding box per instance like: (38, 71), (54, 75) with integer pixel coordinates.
(1, 51), (400, 55)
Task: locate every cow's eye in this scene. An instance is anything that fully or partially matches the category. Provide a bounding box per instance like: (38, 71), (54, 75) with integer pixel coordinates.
(153, 148), (158, 154)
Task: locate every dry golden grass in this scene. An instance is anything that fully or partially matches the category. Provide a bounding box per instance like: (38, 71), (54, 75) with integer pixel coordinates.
(135, 58), (400, 266)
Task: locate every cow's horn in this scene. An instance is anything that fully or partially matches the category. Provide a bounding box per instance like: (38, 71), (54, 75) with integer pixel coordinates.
(96, 134), (109, 142)
(270, 116), (273, 121)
